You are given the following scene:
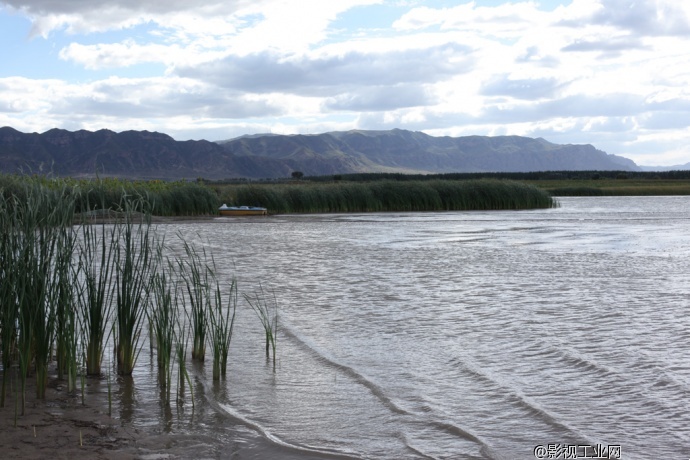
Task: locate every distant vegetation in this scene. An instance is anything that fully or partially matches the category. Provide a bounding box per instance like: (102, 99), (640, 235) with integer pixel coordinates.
(5, 170), (690, 220)
(299, 170), (690, 182)
(284, 171), (690, 197)
(1, 174), (559, 216)
(0, 174), (218, 216)
(216, 179), (556, 213)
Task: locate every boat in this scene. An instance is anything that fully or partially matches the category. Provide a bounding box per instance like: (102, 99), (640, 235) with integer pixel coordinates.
(218, 204), (268, 216)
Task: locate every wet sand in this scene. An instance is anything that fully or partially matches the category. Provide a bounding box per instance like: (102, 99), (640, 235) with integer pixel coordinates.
(0, 369), (147, 460)
(0, 365), (347, 460)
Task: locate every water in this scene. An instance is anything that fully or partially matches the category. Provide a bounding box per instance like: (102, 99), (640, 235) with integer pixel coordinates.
(105, 196), (690, 459)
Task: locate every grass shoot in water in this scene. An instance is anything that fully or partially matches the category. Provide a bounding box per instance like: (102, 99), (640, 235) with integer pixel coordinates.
(245, 285), (279, 371)
(208, 277), (238, 380)
(177, 240), (211, 362)
(149, 259), (178, 401)
(114, 198), (157, 376)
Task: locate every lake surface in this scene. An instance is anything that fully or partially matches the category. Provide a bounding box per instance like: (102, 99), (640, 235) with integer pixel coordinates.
(103, 196), (690, 459)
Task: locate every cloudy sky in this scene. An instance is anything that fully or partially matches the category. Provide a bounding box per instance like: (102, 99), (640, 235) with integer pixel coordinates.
(1, 0), (689, 166)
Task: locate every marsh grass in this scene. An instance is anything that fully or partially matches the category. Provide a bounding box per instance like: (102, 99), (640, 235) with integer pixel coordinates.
(528, 178), (690, 196)
(52, 223), (79, 391)
(0, 193), (17, 407)
(149, 259), (178, 401)
(219, 179), (555, 213)
(0, 175), (279, 420)
(9, 184), (77, 405)
(114, 199), (157, 375)
(77, 219), (118, 377)
(174, 317), (194, 409)
(177, 241), (211, 361)
(244, 286), (278, 371)
(208, 277), (238, 380)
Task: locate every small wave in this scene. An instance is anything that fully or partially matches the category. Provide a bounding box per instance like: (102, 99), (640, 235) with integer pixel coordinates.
(190, 367), (364, 460)
(279, 316), (412, 417)
(218, 403), (363, 459)
(401, 435), (439, 460)
(447, 355), (596, 446)
(280, 316), (498, 458)
(555, 347), (619, 378)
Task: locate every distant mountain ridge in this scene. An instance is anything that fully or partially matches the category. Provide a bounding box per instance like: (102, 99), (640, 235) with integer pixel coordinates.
(0, 126), (640, 179)
(639, 163), (690, 172)
(220, 129), (639, 174)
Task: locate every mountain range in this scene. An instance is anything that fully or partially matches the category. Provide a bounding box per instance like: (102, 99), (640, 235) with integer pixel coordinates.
(0, 126), (655, 180)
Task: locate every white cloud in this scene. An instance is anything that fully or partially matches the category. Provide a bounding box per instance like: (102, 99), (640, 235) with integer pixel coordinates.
(393, 1), (548, 36)
(59, 41), (180, 69)
(176, 42), (473, 96)
(2, 0), (690, 165)
(324, 84), (436, 111)
(3, 0), (259, 35)
(588, 0), (690, 36)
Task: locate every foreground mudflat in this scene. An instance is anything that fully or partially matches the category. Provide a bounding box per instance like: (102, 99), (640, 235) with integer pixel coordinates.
(0, 372), (142, 460)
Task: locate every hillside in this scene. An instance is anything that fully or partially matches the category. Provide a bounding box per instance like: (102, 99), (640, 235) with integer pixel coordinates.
(221, 129), (638, 174)
(0, 126), (639, 179)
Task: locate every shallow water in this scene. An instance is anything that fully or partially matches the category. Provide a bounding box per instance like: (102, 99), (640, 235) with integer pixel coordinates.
(105, 196), (690, 459)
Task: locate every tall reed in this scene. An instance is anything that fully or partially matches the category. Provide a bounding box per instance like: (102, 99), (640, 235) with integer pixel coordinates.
(208, 278), (238, 380)
(174, 316), (194, 409)
(244, 286), (278, 371)
(76, 217), (118, 377)
(149, 259), (178, 401)
(0, 190), (17, 407)
(114, 199), (157, 375)
(51, 219), (78, 387)
(177, 241), (211, 361)
(72, 177), (219, 217)
(19, 185), (76, 401)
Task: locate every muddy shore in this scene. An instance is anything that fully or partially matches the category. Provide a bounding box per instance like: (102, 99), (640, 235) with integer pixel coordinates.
(0, 370), (145, 460)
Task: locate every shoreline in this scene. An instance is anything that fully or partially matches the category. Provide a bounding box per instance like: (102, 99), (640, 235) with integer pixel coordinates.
(0, 369), (145, 459)
(0, 364), (344, 460)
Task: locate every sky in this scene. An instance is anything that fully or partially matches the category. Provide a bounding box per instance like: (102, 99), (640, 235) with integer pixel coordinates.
(1, 0), (690, 166)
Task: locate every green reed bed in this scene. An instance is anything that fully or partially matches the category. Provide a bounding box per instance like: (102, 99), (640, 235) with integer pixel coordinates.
(0, 183), (76, 410)
(30, 188), (76, 402)
(0, 174), (220, 217)
(545, 186), (605, 197)
(0, 176), (287, 423)
(76, 179), (219, 216)
(219, 179), (555, 213)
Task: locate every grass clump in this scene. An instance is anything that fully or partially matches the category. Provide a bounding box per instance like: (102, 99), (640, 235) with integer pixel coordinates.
(177, 241), (213, 361)
(245, 286), (278, 371)
(113, 200), (157, 376)
(0, 182), (76, 410)
(174, 318), (194, 408)
(0, 176), (254, 419)
(208, 278), (238, 380)
(77, 221), (118, 377)
(149, 262), (178, 401)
